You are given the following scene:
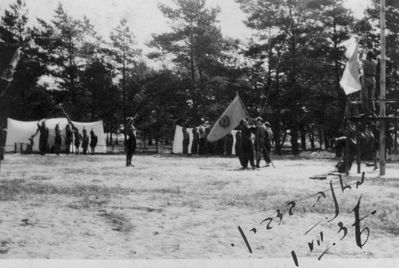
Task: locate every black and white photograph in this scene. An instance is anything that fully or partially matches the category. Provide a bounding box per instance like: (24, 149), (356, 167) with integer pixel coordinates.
(0, 0), (398, 267)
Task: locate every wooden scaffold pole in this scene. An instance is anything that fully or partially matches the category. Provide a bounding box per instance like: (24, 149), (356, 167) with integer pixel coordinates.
(379, 0), (386, 175)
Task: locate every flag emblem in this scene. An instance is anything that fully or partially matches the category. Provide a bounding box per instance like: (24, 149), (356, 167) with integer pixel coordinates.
(219, 115), (230, 128)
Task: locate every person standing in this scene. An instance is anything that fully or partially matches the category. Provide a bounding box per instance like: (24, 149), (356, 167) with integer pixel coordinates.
(61, 106), (81, 154)
(90, 129), (98, 155)
(198, 127), (206, 155)
(360, 50), (377, 116)
(73, 127), (82, 154)
(225, 133), (233, 156)
(36, 119), (48, 155)
(65, 124), (73, 154)
(191, 127), (199, 154)
(81, 128), (89, 155)
(182, 127), (190, 155)
(264, 121), (273, 166)
(235, 130), (241, 157)
(254, 117), (267, 168)
(238, 119), (256, 169)
(125, 117), (137, 167)
(54, 123), (62, 155)
(0, 126), (6, 160)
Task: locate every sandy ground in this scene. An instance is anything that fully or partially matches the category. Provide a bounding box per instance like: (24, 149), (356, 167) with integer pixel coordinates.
(0, 152), (398, 260)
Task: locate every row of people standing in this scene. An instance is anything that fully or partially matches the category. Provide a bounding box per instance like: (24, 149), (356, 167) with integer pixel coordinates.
(31, 119), (98, 155)
(182, 126), (235, 156)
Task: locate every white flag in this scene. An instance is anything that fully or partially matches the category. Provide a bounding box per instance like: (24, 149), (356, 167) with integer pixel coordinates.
(339, 40), (361, 95)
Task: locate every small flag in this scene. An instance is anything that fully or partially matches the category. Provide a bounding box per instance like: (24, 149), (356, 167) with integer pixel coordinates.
(1, 47), (21, 82)
(339, 40), (361, 95)
(207, 93), (247, 142)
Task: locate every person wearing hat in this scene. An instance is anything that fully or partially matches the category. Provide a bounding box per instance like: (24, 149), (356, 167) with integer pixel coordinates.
(238, 119), (256, 169)
(360, 50), (377, 116)
(125, 117), (137, 167)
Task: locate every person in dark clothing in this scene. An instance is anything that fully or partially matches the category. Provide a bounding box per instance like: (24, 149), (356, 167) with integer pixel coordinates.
(81, 128), (89, 155)
(182, 127), (190, 155)
(125, 117), (137, 167)
(334, 121), (377, 173)
(0, 127), (6, 160)
(191, 127), (199, 154)
(238, 119), (256, 169)
(26, 135), (34, 154)
(225, 133), (234, 156)
(90, 129), (98, 155)
(254, 117), (271, 168)
(360, 50), (377, 116)
(235, 130), (241, 157)
(217, 136), (226, 155)
(61, 107), (81, 154)
(54, 124), (62, 155)
(65, 124), (73, 154)
(198, 127), (206, 155)
(36, 119), (48, 155)
(73, 127), (82, 154)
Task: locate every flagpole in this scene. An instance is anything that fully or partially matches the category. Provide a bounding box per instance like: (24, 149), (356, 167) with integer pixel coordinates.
(236, 92), (249, 117)
(0, 82), (12, 98)
(379, 0), (386, 175)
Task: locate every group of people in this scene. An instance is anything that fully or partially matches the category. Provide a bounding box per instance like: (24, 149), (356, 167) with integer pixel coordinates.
(333, 48), (382, 173)
(181, 116), (273, 169)
(182, 126), (236, 156)
(236, 117), (273, 169)
(29, 119), (98, 155)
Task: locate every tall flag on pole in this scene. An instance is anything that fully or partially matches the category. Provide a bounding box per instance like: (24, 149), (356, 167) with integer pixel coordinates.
(1, 47), (21, 82)
(339, 39), (361, 95)
(207, 93), (247, 142)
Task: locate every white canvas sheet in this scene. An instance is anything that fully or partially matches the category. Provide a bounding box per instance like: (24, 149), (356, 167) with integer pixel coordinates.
(172, 125), (237, 155)
(5, 118), (106, 153)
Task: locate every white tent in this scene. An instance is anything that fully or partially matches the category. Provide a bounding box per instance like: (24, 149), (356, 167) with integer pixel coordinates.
(172, 125), (238, 155)
(5, 118), (106, 153)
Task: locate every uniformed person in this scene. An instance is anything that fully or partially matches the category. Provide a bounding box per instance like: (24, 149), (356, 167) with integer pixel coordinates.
(254, 117), (271, 168)
(36, 119), (48, 155)
(90, 129), (98, 155)
(264, 121), (273, 166)
(182, 127), (190, 155)
(54, 123), (62, 155)
(238, 119), (256, 169)
(360, 50), (377, 116)
(73, 127), (82, 154)
(191, 127), (199, 154)
(125, 117), (137, 167)
(81, 128), (89, 155)
(65, 124), (73, 154)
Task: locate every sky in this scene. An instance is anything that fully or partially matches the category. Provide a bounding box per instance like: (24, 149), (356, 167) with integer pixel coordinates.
(0, 0), (372, 49)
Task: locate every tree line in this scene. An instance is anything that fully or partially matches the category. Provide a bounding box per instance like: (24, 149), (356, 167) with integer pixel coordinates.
(0, 0), (398, 154)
